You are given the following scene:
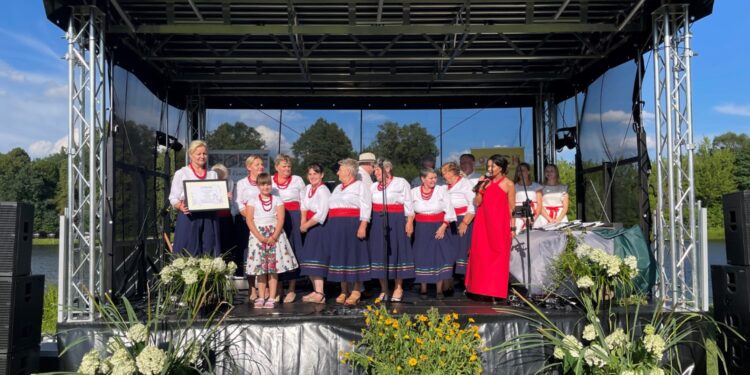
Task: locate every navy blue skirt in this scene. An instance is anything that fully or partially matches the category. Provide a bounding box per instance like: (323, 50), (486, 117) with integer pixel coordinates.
(234, 215), (250, 277)
(413, 221), (453, 283)
(280, 209), (303, 281)
(173, 211), (221, 256)
(368, 212), (415, 280)
(449, 215), (474, 275)
(298, 222), (329, 278)
(326, 216), (371, 282)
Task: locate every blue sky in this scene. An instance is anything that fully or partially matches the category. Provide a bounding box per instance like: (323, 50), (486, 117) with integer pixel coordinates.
(1, 1), (748, 163)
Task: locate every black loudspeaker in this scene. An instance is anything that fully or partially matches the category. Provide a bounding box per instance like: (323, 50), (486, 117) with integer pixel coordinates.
(0, 202), (33, 277)
(712, 265), (750, 338)
(0, 275), (44, 352)
(723, 191), (750, 266)
(0, 345), (40, 375)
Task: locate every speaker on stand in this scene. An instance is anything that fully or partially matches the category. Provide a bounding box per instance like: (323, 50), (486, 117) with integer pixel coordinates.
(0, 202), (44, 375)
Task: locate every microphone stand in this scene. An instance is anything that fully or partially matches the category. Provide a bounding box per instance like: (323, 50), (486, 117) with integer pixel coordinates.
(516, 177), (534, 298)
(379, 166), (390, 304)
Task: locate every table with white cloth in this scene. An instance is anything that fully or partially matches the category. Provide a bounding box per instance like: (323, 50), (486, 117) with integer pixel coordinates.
(509, 230), (616, 295)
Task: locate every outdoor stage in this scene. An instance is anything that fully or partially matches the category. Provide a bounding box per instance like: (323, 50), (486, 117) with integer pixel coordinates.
(56, 284), (707, 375)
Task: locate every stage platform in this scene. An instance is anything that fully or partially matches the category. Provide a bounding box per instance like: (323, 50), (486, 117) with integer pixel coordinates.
(56, 285), (707, 374)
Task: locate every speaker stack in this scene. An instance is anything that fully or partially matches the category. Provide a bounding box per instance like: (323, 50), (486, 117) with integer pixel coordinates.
(713, 191), (750, 373)
(0, 202), (43, 375)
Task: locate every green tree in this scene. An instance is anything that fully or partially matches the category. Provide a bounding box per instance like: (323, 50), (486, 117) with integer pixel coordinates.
(0, 148), (34, 202)
(292, 118), (355, 177)
(205, 122), (266, 150)
(367, 122), (439, 170)
(694, 137), (737, 229)
(30, 151), (66, 234)
(557, 160), (577, 221)
(712, 132), (750, 151)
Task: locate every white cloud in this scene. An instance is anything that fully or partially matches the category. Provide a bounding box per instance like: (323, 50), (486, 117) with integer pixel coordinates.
(27, 132), (73, 159)
(255, 125), (292, 156)
(234, 109), (304, 126)
(714, 103), (750, 117)
(583, 110), (634, 126)
(444, 149), (470, 164)
(44, 83), (67, 98)
(0, 28), (60, 61)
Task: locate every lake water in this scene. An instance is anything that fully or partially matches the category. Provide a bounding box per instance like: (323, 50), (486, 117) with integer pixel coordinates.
(32, 240), (731, 300)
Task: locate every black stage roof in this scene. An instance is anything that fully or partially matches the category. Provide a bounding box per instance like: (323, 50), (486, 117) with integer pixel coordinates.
(44, 0), (713, 109)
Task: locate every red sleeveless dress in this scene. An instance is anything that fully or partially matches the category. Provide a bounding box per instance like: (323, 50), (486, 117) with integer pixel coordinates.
(465, 176), (512, 298)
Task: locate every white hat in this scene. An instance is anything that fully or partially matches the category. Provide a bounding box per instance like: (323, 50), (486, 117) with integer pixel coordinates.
(358, 152), (376, 164)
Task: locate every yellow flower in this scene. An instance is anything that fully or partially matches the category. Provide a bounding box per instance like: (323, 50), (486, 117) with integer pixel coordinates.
(452, 312), (459, 320)
(468, 318), (476, 323)
(452, 322), (460, 330)
(374, 298), (382, 304)
(440, 346), (447, 352)
(385, 318), (393, 325)
(365, 318), (371, 325)
(366, 305), (373, 311)
(392, 309), (398, 314)
(344, 352), (351, 359)
(392, 321), (400, 329)
(403, 334), (410, 340)
(379, 333), (384, 337)
(416, 338), (424, 345)
(417, 314), (428, 322)
(396, 366), (402, 372)
(408, 358), (418, 366)
(445, 335), (452, 342)
(419, 355), (428, 361)
(470, 353), (478, 362)
(474, 333), (481, 340)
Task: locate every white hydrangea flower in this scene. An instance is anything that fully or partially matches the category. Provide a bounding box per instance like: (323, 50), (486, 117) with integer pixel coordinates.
(643, 333), (666, 360)
(109, 348), (136, 375)
(624, 255), (638, 270)
(604, 255), (622, 276)
(622, 371), (636, 375)
(589, 248), (608, 265)
(160, 265), (174, 283)
(604, 328), (628, 350)
(577, 276), (595, 289)
(574, 244), (594, 259)
(562, 335), (583, 358)
(199, 258), (214, 273)
(227, 261), (238, 275)
(583, 345), (606, 368)
(582, 324), (597, 341)
(126, 323), (148, 344)
(182, 268), (199, 285)
(648, 368), (665, 375)
(135, 345), (168, 375)
(171, 257), (187, 270)
(186, 257), (199, 268)
(106, 336), (125, 353)
(78, 349), (100, 375)
(188, 343), (202, 364)
(212, 257), (227, 273)
(99, 359), (112, 374)
(553, 346), (566, 359)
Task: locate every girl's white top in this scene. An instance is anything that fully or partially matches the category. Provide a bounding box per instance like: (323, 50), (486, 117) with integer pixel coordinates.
(446, 177), (476, 215)
(410, 185), (457, 222)
(301, 184), (331, 225)
(247, 194), (284, 226)
(329, 180), (372, 222)
(369, 176), (414, 217)
(272, 175), (306, 204)
(514, 182), (543, 207)
(168, 165), (218, 206)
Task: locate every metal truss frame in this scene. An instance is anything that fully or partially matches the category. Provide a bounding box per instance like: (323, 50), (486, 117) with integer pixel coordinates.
(60, 6), (109, 322)
(533, 91), (557, 178)
(652, 4), (703, 310)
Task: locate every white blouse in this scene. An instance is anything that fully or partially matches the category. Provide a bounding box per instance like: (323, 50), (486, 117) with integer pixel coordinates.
(410, 185), (457, 222)
(235, 177), (261, 213)
(541, 184), (568, 208)
(446, 177), (476, 215)
(329, 180), (372, 222)
(168, 166), (218, 206)
(369, 177), (414, 216)
(272, 174), (306, 204)
(246, 194), (284, 226)
(357, 166), (373, 190)
(515, 182), (543, 207)
(301, 184), (331, 225)
(465, 171), (481, 187)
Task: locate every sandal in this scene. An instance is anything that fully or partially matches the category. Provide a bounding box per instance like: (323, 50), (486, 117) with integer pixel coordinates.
(377, 292), (387, 302)
(248, 287), (258, 303)
(303, 291), (326, 304)
(283, 292), (297, 304)
(345, 291), (361, 306)
(391, 289), (404, 302)
(263, 299), (276, 309)
(253, 298), (265, 308)
(335, 293), (348, 305)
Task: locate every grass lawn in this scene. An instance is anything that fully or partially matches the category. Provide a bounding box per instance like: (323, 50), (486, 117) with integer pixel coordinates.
(707, 227), (725, 241)
(42, 284), (57, 335)
(33, 238), (59, 246)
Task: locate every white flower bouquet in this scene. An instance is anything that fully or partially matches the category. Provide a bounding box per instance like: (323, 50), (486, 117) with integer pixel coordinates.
(158, 254), (238, 311)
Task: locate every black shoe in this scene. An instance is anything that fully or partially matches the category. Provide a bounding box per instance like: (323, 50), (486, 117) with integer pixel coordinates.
(443, 288), (455, 297)
(419, 291), (428, 300)
(436, 292), (445, 300)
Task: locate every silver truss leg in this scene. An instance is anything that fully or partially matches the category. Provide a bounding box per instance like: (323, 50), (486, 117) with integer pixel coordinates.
(652, 4), (700, 310)
(533, 92), (557, 178)
(63, 6), (107, 322)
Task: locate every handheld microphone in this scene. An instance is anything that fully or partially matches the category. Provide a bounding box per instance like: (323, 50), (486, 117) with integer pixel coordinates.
(472, 172), (492, 193)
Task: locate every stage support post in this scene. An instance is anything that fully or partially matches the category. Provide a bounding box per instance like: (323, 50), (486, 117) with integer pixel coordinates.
(533, 90), (557, 179)
(652, 4), (702, 311)
(63, 6), (108, 322)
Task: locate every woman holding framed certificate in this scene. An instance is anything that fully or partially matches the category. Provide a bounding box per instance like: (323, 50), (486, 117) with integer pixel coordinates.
(168, 140), (222, 256)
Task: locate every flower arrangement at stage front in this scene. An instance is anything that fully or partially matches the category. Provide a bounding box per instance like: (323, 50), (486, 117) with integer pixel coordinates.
(75, 288), (239, 375)
(496, 240), (733, 375)
(158, 254), (238, 311)
(341, 302), (485, 375)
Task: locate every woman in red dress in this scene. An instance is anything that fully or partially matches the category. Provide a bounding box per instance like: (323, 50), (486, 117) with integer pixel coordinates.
(465, 154), (516, 299)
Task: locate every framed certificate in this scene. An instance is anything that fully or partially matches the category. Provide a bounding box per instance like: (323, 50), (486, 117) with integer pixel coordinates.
(183, 180), (230, 212)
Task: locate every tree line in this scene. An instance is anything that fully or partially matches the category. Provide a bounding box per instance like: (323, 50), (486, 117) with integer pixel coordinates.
(3, 119), (746, 237)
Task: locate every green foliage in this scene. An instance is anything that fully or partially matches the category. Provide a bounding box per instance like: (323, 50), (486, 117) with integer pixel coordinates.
(157, 254), (238, 311)
(343, 304), (484, 374)
(694, 137), (737, 230)
(292, 118), (355, 176)
(367, 121), (439, 168)
(558, 160), (577, 220)
(205, 122), (266, 150)
(42, 284), (58, 335)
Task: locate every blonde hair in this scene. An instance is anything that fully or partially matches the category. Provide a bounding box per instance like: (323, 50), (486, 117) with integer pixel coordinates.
(275, 154), (292, 166)
(543, 164), (561, 185)
(256, 172), (272, 186)
(338, 158), (358, 177)
(441, 161), (461, 177)
(188, 140), (208, 155)
(245, 155), (264, 168)
(212, 164), (229, 180)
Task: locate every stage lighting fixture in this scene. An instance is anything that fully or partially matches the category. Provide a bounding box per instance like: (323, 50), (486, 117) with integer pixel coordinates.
(555, 127), (577, 151)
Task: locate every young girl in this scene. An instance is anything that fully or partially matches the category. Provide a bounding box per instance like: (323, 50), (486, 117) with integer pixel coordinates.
(245, 173), (299, 308)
